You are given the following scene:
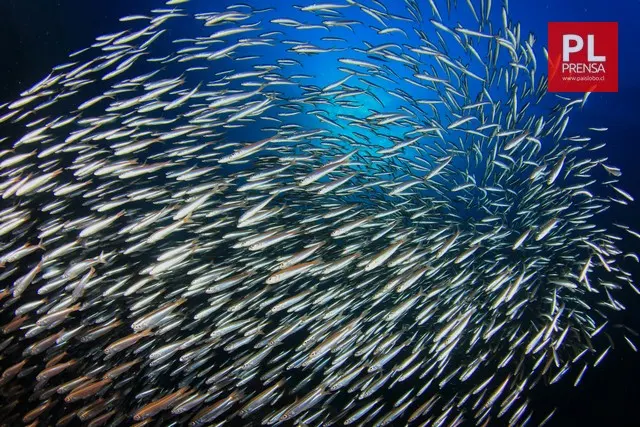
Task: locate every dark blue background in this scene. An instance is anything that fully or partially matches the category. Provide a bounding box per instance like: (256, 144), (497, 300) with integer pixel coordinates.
(1, 0), (640, 425)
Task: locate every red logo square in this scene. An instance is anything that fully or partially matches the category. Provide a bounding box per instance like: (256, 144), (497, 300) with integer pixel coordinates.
(548, 22), (618, 92)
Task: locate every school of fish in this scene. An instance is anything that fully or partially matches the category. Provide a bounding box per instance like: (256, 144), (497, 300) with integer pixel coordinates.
(0, 0), (637, 426)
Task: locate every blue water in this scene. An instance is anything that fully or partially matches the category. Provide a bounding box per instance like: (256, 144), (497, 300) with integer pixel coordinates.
(2, 0), (640, 425)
